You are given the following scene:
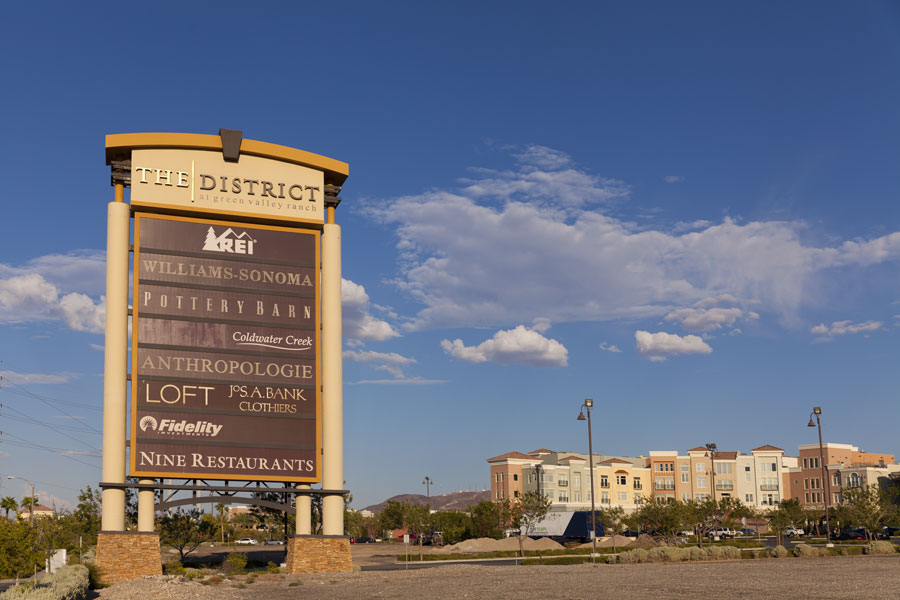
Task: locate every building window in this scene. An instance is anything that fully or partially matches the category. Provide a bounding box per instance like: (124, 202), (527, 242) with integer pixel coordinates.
(500, 473), (504, 482)
(617, 475), (627, 485)
(745, 472), (751, 482)
(559, 492), (568, 502)
(601, 492), (610, 504)
(514, 490), (519, 498)
(745, 494), (753, 503)
(716, 463), (733, 475)
(682, 492), (690, 502)
(574, 492), (581, 502)
(681, 473), (689, 483)
(635, 494), (643, 505)
(803, 458), (808, 469)
(696, 463), (706, 473)
(618, 491), (628, 503)
(850, 473), (860, 487)
(832, 473), (840, 487)
(804, 492), (810, 503)
(513, 474), (518, 481)
(716, 480), (734, 491)
(681, 464), (689, 472)
(600, 475), (609, 488)
(574, 474), (581, 487)
(697, 476), (707, 489)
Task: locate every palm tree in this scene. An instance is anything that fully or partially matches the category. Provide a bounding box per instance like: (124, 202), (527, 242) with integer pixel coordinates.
(1, 496), (17, 519)
(20, 496), (38, 517)
(216, 503), (226, 543)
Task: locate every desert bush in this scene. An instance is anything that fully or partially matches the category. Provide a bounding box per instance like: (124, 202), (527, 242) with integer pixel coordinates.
(648, 547), (685, 562)
(617, 548), (649, 564)
(770, 545), (788, 558)
(864, 541), (896, 555)
(266, 561), (281, 574)
(604, 555), (617, 564)
(223, 552), (247, 574)
(0, 565), (89, 600)
(685, 547), (705, 561)
(793, 544), (822, 558)
(162, 561), (185, 576)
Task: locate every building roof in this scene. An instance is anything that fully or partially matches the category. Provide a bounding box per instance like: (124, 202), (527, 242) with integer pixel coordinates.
(486, 451), (538, 462)
(713, 451), (738, 460)
(559, 456), (586, 462)
(598, 458), (632, 465)
(528, 448), (554, 455)
(687, 446), (708, 452)
(751, 444), (784, 452)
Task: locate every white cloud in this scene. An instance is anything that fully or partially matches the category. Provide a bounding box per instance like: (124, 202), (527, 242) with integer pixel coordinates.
(810, 320), (883, 337)
(694, 294), (741, 308)
(599, 342), (621, 353)
(0, 370), (79, 384)
(365, 147), (900, 332)
(664, 175), (685, 183)
(0, 251), (106, 296)
(0, 273), (105, 333)
(344, 349), (416, 378)
(635, 330), (713, 361)
(664, 307), (744, 332)
(441, 323), (568, 367)
(342, 279), (400, 342)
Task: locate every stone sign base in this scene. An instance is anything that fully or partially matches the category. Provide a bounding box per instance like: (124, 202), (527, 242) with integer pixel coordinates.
(94, 531), (162, 585)
(285, 535), (352, 573)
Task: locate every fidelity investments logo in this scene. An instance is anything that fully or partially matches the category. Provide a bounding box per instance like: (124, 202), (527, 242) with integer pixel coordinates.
(203, 226), (256, 255)
(139, 415), (223, 437)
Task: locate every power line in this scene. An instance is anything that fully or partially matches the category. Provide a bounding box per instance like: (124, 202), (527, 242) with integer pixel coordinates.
(0, 432), (99, 469)
(0, 374), (102, 411)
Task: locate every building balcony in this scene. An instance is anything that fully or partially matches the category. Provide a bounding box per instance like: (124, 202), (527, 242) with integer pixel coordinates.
(760, 484), (779, 491)
(633, 483), (643, 490)
(600, 483), (610, 489)
(558, 480), (568, 487)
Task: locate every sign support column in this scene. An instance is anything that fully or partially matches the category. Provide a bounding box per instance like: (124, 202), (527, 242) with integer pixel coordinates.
(321, 187), (344, 535)
(100, 188), (129, 532)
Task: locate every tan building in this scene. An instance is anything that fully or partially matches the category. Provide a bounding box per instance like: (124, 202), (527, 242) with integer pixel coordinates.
(19, 504), (55, 520)
(486, 451), (540, 502)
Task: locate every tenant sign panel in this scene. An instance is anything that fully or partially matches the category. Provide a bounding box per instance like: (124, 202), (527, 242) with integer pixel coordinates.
(130, 213), (320, 482)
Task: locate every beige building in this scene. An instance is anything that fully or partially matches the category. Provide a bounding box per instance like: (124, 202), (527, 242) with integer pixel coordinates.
(487, 449), (649, 513)
(648, 445), (789, 510)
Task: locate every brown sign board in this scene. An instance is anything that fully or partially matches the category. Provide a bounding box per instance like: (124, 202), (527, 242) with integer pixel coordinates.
(131, 213), (320, 482)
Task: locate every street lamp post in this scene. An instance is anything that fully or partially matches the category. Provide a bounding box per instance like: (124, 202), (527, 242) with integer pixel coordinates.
(808, 407), (832, 544)
(705, 443), (717, 501)
(422, 476), (432, 503)
(577, 399), (597, 560)
(7, 475), (35, 528)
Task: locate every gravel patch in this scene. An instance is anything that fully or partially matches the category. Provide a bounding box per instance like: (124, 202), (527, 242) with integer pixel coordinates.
(95, 555), (900, 600)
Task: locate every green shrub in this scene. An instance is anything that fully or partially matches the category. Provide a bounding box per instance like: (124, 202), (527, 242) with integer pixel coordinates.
(266, 561), (281, 574)
(224, 553), (247, 574)
(520, 556), (591, 565)
(0, 565), (89, 600)
(162, 561), (185, 576)
(685, 547), (705, 561)
(770, 545), (788, 558)
(83, 562), (106, 589)
(605, 555), (617, 564)
(864, 541), (897, 555)
(183, 568), (203, 580)
(617, 548), (648, 564)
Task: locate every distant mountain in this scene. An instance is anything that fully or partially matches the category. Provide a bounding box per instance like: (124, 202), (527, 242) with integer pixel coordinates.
(363, 490), (490, 514)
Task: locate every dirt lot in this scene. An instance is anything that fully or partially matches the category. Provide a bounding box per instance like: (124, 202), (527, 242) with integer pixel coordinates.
(99, 555), (900, 600)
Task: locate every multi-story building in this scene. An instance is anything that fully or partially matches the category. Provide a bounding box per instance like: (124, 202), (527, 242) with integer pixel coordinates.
(647, 445), (788, 510)
(786, 443), (896, 508)
(487, 449), (649, 512)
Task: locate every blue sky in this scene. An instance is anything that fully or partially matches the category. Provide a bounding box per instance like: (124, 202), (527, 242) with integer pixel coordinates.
(1, 1), (899, 510)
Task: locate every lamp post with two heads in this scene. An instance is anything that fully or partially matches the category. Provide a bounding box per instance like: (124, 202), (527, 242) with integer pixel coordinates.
(577, 399), (598, 559)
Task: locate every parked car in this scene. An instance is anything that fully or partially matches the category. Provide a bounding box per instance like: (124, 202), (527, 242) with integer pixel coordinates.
(740, 528), (757, 536)
(880, 526), (900, 539)
(836, 528), (866, 541)
(236, 538), (258, 545)
(679, 530), (695, 537)
(263, 539), (284, 545)
(706, 528), (736, 539)
(351, 537), (374, 544)
(785, 527), (804, 537)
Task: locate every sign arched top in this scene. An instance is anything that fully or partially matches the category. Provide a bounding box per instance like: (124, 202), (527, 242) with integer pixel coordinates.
(106, 131), (348, 226)
(106, 132), (349, 185)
